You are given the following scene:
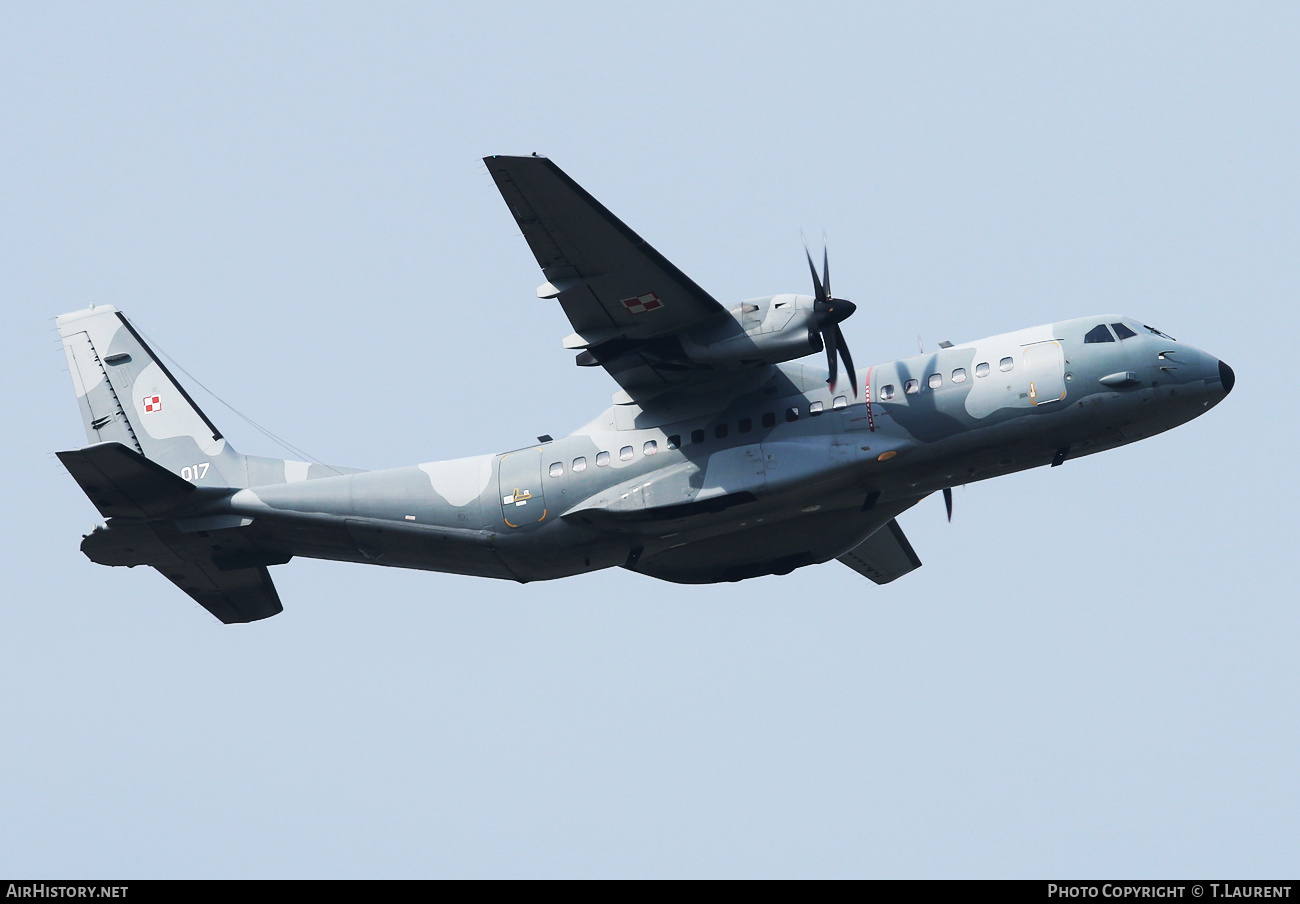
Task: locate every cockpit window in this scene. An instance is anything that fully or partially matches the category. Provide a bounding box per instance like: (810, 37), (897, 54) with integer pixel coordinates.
(1144, 324), (1177, 341)
(1111, 322), (1137, 340)
(1084, 324), (1115, 343)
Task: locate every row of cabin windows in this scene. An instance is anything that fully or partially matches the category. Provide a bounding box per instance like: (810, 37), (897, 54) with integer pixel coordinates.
(549, 351), (1037, 478)
(546, 396), (853, 477)
(875, 357), (1015, 400)
(546, 354), (1030, 477)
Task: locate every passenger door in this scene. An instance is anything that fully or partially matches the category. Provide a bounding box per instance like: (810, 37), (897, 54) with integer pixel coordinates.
(1023, 341), (1066, 405)
(498, 449), (548, 527)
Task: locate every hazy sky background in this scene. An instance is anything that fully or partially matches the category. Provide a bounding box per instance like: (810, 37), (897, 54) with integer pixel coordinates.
(3, 2), (1297, 878)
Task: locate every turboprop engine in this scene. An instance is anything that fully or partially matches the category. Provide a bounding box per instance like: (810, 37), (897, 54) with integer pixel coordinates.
(681, 241), (861, 394)
(574, 241), (861, 395)
(678, 294), (824, 369)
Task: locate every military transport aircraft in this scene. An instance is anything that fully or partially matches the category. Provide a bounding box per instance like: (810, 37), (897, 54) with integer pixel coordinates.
(55, 154), (1235, 623)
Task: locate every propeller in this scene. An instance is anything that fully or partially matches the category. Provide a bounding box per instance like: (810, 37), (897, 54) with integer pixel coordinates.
(803, 236), (859, 397)
(942, 487), (953, 523)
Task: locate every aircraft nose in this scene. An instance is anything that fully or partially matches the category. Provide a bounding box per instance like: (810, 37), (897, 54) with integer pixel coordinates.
(1219, 359), (1235, 395)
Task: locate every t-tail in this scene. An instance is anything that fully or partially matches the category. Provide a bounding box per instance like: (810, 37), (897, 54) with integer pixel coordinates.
(55, 305), (359, 623)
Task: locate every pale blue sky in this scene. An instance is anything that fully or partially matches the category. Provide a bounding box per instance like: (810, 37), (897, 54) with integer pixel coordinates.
(3, 2), (1297, 877)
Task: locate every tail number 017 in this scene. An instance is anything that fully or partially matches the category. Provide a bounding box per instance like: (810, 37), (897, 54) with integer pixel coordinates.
(180, 463), (210, 482)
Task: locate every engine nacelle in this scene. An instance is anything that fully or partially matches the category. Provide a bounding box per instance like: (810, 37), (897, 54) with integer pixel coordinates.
(679, 294), (822, 369)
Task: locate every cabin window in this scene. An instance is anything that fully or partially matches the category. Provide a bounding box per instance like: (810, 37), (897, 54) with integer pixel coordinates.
(951, 368), (967, 383)
(714, 423), (728, 439)
(878, 385), (895, 400)
(785, 407), (800, 422)
(833, 395), (848, 410)
(975, 362), (990, 377)
(904, 379), (919, 394)
(739, 417), (752, 433)
(809, 401), (824, 416)
(1112, 322), (1137, 340)
(549, 462), (563, 478)
(619, 445), (634, 461)
(1084, 324), (1115, 343)
(999, 357), (1014, 372)
(691, 429), (705, 445)
(667, 435), (681, 449)
(928, 373), (943, 390)
(643, 440), (658, 455)
(595, 451), (610, 467)
(762, 412), (776, 428)
(572, 456), (587, 472)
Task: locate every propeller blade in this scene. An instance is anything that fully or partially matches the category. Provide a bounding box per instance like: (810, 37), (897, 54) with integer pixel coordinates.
(822, 238), (831, 301)
(835, 324), (858, 397)
(803, 236), (827, 303)
(803, 235), (857, 396)
(943, 487), (953, 522)
(825, 320), (839, 391)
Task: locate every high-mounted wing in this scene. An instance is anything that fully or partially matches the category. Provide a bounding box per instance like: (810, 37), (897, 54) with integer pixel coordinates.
(485, 155), (735, 400)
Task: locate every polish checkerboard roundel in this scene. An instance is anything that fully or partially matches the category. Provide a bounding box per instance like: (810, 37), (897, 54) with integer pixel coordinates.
(621, 293), (663, 315)
(143, 395), (162, 413)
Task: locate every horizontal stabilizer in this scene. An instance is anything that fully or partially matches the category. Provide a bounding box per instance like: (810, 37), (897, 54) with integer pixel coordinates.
(57, 442), (215, 519)
(151, 561), (283, 624)
(838, 518), (922, 585)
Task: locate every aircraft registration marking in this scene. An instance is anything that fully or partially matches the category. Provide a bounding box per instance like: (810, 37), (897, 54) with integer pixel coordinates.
(180, 462), (210, 481)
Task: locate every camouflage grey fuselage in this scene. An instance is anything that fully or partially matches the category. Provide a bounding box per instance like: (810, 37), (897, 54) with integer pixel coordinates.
(56, 301), (1232, 622)
(54, 155), (1233, 623)
(220, 310), (1231, 583)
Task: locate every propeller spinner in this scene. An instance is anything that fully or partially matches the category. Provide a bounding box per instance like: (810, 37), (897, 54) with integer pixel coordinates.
(803, 237), (859, 397)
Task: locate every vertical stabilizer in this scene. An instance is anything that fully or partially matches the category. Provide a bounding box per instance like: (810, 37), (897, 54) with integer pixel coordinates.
(57, 305), (245, 488)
